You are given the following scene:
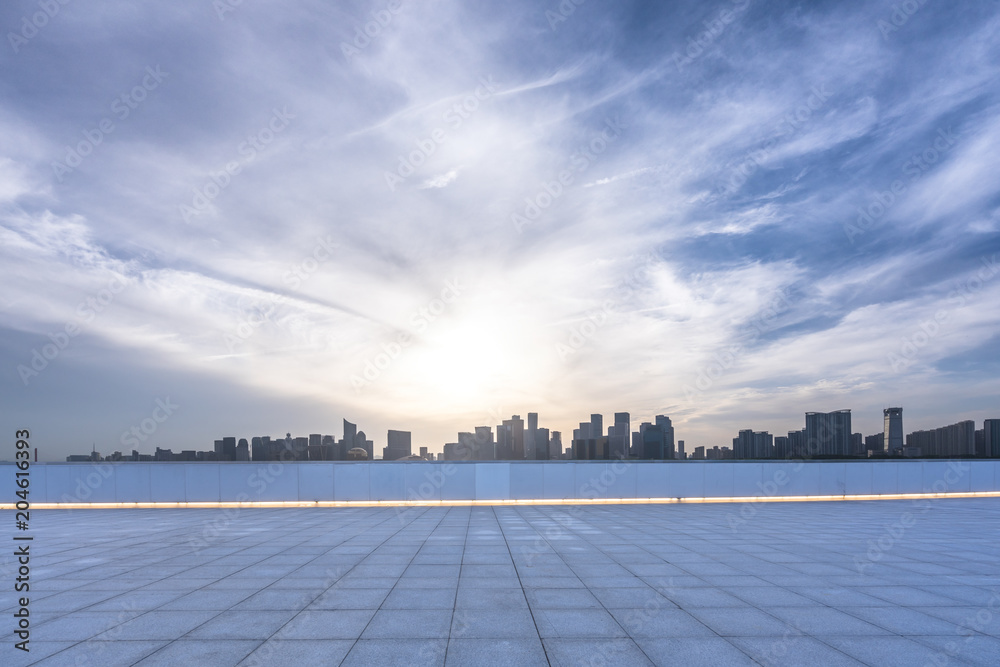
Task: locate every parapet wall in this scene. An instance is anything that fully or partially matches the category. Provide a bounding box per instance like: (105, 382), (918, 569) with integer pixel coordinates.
(4, 459), (999, 505)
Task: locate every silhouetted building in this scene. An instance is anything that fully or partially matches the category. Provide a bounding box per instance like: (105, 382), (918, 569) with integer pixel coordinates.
(805, 410), (851, 456)
(865, 432), (884, 457)
(884, 407), (903, 456)
(985, 419), (1000, 458)
(383, 430), (412, 461)
(474, 426), (494, 460)
(906, 420), (975, 457)
(609, 412), (630, 459)
(734, 429), (773, 459)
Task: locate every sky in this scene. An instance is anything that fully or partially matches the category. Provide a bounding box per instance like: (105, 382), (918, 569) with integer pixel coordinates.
(1, 0), (999, 460)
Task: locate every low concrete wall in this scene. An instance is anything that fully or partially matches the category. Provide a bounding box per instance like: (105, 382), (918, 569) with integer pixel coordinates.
(4, 459), (999, 504)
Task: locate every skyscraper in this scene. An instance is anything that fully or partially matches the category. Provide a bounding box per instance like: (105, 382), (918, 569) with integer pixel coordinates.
(610, 412), (630, 459)
(507, 415), (525, 460)
(383, 430), (412, 461)
(985, 419), (1000, 458)
(884, 407), (903, 456)
(525, 412), (539, 460)
(654, 415), (675, 459)
(474, 426), (495, 460)
(805, 410), (852, 456)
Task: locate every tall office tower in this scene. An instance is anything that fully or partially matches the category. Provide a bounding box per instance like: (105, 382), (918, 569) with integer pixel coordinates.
(550, 431), (562, 460)
(642, 425), (665, 459)
(384, 430), (412, 461)
(342, 419), (357, 454)
(677, 440), (685, 460)
(590, 414), (603, 443)
(985, 419), (1000, 458)
(496, 422), (512, 460)
(251, 436), (264, 461)
(655, 415), (675, 459)
(474, 426), (494, 460)
(214, 439), (225, 460)
(419, 446), (428, 459)
(884, 407), (903, 456)
(631, 431), (642, 457)
(457, 432), (476, 459)
(535, 428), (550, 460)
(504, 415), (525, 459)
(805, 410), (852, 456)
(223, 436), (237, 461)
(608, 412), (630, 459)
(525, 412), (539, 460)
(236, 438), (250, 461)
(976, 429), (986, 457)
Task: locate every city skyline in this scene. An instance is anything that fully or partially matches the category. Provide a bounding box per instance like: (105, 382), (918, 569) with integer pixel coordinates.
(3, 1), (1000, 462)
(62, 406), (1000, 463)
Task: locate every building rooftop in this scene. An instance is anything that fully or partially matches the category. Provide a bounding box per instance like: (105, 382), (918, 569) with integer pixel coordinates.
(5, 499), (999, 666)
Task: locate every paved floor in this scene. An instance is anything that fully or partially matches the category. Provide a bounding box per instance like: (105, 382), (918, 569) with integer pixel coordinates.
(2, 499), (999, 666)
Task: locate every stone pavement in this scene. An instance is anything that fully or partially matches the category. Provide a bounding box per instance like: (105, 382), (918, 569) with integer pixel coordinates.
(3, 499), (999, 666)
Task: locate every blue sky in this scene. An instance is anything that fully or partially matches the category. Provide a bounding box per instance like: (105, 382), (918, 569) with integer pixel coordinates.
(2, 0), (999, 460)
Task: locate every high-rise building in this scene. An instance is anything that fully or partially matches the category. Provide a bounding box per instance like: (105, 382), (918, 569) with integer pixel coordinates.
(525, 412), (539, 460)
(677, 440), (686, 460)
(535, 427), (550, 460)
(507, 415), (525, 460)
(610, 412), (630, 459)
(734, 430), (773, 459)
(884, 407), (903, 456)
(906, 421), (975, 457)
(550, 431), (563, 460)
(787, 429), (806, 457)
(235, 438), (250, 461)
(865, 432), (884, 456)
(851, 433), (864, 457)
(774, 436), (789, 459)
(985, 419), (1000, 458)
(383, 430), (412, 461)
(474, 426), (494, 460)
(591, 414), (603, 441)
(223, 436), (237, 461)
(805, 410), (851, 456)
